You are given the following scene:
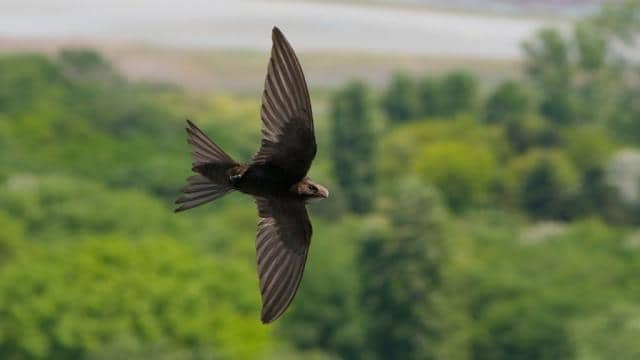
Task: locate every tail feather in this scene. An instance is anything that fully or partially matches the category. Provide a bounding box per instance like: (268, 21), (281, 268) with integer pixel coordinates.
(186, 119), (235, 167)
(175, 120), (238, 212)
(175, 175), (233, 212)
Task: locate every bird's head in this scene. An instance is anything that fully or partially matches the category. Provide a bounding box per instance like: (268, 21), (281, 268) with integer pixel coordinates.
(293, 177), (329, 202)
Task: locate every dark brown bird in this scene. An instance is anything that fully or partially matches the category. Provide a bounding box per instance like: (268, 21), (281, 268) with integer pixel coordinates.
(175, 27), (329, 324)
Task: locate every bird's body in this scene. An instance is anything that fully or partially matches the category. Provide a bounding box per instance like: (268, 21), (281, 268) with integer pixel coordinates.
(175, 27), (328, 324)
(234, 164), (294, 197)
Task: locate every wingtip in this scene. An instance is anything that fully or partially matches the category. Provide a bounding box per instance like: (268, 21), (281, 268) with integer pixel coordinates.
(272, 26), (284, 40)
(260, 313), (275, 324)
(261, 306), (286, 324)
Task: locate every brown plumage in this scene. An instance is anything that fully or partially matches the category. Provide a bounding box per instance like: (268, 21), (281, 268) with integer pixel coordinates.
(175, 27), (329, 324)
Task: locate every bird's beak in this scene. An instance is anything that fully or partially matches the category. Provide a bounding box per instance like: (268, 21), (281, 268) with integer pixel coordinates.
(317, 185), (329, 199)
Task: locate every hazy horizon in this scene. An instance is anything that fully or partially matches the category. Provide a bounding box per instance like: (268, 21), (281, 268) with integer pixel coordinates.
(0, 0), (562, 60)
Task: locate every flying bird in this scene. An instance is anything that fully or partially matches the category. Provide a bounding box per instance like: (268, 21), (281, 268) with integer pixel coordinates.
(175, 27), (329, 323)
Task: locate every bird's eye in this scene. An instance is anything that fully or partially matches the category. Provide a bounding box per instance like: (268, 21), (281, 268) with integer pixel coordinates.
(308, 184), (318, 192)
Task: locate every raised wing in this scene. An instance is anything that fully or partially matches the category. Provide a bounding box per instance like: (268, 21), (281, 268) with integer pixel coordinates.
(252, 27), (316, 186)
(254, 196), (312, 323)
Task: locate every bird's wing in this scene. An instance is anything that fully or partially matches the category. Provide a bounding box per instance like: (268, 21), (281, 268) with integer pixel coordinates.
(252, 27), (316, 185)
(254, 195), (312, 323)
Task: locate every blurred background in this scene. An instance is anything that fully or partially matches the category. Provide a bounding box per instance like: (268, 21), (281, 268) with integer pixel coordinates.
(1, 0), (640, 359)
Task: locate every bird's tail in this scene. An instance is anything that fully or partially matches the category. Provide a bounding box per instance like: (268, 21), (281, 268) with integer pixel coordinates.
(175, 120), (239, 212)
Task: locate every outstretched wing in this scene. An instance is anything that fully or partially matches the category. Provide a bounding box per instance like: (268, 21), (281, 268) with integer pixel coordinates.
(254, 196), (312, 323)
(252, 27), (316, 186)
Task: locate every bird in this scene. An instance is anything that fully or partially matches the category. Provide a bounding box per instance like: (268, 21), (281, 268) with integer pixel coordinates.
(175, 27), (329, 324)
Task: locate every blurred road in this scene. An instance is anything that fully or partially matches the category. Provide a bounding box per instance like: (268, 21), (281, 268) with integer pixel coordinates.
(0, 0), (559, 60)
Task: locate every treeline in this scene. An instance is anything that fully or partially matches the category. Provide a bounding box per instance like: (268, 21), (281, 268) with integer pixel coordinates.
(330, 8), (640, 223)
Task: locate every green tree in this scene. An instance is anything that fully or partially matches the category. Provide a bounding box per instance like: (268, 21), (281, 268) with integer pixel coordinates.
(563, 126), (614, 172)
(575, 21), (621, 125)
(524, 158), (571, 219)
(508, 151), (579, 219)
(359, 180), (448, 360)
(591, 0), (640, 43)
(503, 116), (560, 153)
(439, 71), (477, 115)
(484, 81), (532, 124)
(462, 217), (635, 360)
(417, 75), (443, 117)
(575, 22), (607, 72)
(523, 28), (571, 94)
(472, 300), (575, 360)
(561, 127), (627, 221)
(57, 48), (119, 83)
(0, 175), (176, 240)
(575, 166), (631, 223)
(0, 212), (23, 266)
(414, 141), (497, 211)
(611, 85), (640, 143)
(0, 237), (272, 359)
(381, 72), (418, 123)
(573, 303), (640, 359)
(330, 81), (376, 213)
(0, 54), (67, 116)
(523, 28), (576, 124)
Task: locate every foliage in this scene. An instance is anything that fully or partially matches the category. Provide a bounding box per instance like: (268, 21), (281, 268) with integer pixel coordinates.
(0, 212), (23, 266)
(572, 303), (640, 359)
(414, 141), (497, 211)
(562, 126), (615, 171)
(417, 75), (443, 117)
(484, 81), (532, 125)
(0, 237), (271, 359)
(359, 180), (448, 360)
(0, 174), (178, 240)
(379, 118), (507, 186)
(330, 81), (376, 213)
(503, 115), (560, 153)
(472, 299), (575, 360)
(457, 216), (634, 360)
(505, 150), (579, 219)
(523, 28), (576, 124)
(381, 72), (418, 123)
(438, 71), (478, 115)
(611, 85), (640, 143)
(414, 71), (477, 118)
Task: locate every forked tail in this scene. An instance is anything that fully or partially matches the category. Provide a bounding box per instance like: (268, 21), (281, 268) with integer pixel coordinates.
(175, 120), (238, 212)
